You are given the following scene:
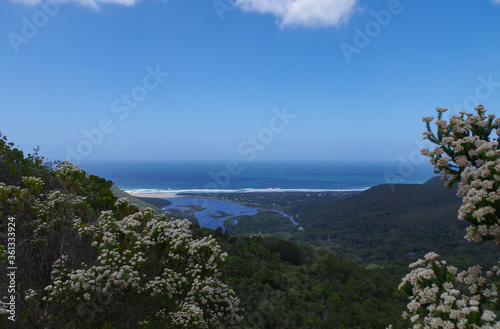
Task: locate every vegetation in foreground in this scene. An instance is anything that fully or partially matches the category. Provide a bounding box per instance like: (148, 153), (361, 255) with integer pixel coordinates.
(394, 106), (500, 327)
(0, 134), (241, 328)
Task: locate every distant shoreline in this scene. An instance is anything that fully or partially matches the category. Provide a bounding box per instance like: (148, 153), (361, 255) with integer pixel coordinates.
(125, 187), (369, 199)
(128, 192), (182, 198)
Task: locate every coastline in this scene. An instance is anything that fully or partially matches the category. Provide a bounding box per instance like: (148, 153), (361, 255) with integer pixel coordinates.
(128, 192), (182, 198)
(125, 187), (369, 199)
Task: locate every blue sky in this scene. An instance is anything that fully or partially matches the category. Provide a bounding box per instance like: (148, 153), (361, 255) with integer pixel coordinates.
(1, 0), (500, 165)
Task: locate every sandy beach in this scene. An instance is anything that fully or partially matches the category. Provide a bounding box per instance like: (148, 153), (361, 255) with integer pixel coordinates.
(128, 193), (181, 199)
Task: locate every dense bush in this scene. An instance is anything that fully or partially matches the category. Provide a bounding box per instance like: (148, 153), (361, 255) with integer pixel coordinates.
(0, 136), (241, 328)
(395, 106), (500, 328)
(205, 232), (409, 328)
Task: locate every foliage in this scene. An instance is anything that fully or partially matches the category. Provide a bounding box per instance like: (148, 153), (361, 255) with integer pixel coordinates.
(0, 133), (53, 189)
(224, 209), (295, 237)
(136, 196), (172, 208)
(190, 227), (410, 329)
(395, 106), (500, 328)
(0, 136), (241, 328)
(9, 128), (499, 328)
(41, 198), (241, 328)
(55, 161), (117, 213)
(422, 106), (500, 244)
(398, 252), (500, 328)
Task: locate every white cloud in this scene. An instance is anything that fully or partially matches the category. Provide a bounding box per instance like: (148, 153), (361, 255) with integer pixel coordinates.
(491, 0), (500, 4)
(9, 0), (139, 9)
(233, 0), (357, 29)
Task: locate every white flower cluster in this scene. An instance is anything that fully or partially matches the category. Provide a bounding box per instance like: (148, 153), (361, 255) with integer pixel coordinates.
(0, 298), (9, 316)
(394, 106), (500, 328)
(421, 106), (500, 243)
(24, 288), (37, 301)
(0, 164), (241, 327)
(0, 182), (30, 209)
(55, 161), (85, 176)
(399, 252), (500, 329)
(55, 161), (86, 190)
(32, 190), (88, 242)
(21, 176), (44, 194)
(43, 198), (242, 327)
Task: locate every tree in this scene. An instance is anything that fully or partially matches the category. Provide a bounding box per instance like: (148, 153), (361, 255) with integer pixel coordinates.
(395, 106), (500, 328)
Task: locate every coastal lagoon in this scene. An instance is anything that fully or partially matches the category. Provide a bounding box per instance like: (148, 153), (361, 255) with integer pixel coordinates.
(161, 197), (297, 230)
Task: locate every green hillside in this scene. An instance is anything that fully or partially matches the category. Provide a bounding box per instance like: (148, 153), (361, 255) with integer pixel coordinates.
(110, 185), (171, 213)
(197, 227), (409, 328)
(217, 177), (497, 270)
(291, 177), (496, 268)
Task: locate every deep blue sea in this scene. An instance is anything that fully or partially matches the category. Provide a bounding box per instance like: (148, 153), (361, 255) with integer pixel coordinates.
(80, 160), (435, 194)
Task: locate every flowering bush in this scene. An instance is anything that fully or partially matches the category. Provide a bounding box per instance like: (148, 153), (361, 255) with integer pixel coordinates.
(396, 106), (500, 328)
(43, 198), (242, 328)
(21, 176), (44, 195)
(421, 106), (500, 244)
(399, 252), (499, 328)
(55, 160), (86, 191)
(0, 160), (242, 328)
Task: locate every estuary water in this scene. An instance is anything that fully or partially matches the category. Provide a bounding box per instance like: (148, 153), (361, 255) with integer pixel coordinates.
(162, 197), (298, 230)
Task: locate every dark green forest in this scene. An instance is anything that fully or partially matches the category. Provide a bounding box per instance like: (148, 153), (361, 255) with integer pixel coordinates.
(196, 227), (409, 328)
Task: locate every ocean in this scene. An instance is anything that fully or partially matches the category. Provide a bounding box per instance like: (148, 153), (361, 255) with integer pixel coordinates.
(80, 160), (435, 194)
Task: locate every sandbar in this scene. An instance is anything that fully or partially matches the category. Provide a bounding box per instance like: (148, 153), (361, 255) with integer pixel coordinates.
(128, 193), (181, 198)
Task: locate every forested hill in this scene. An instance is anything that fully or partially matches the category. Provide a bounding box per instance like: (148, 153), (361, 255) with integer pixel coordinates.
(353, 176), (459, 208)
(290, 176), (498, 268)
(224, 177), (498, 270)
